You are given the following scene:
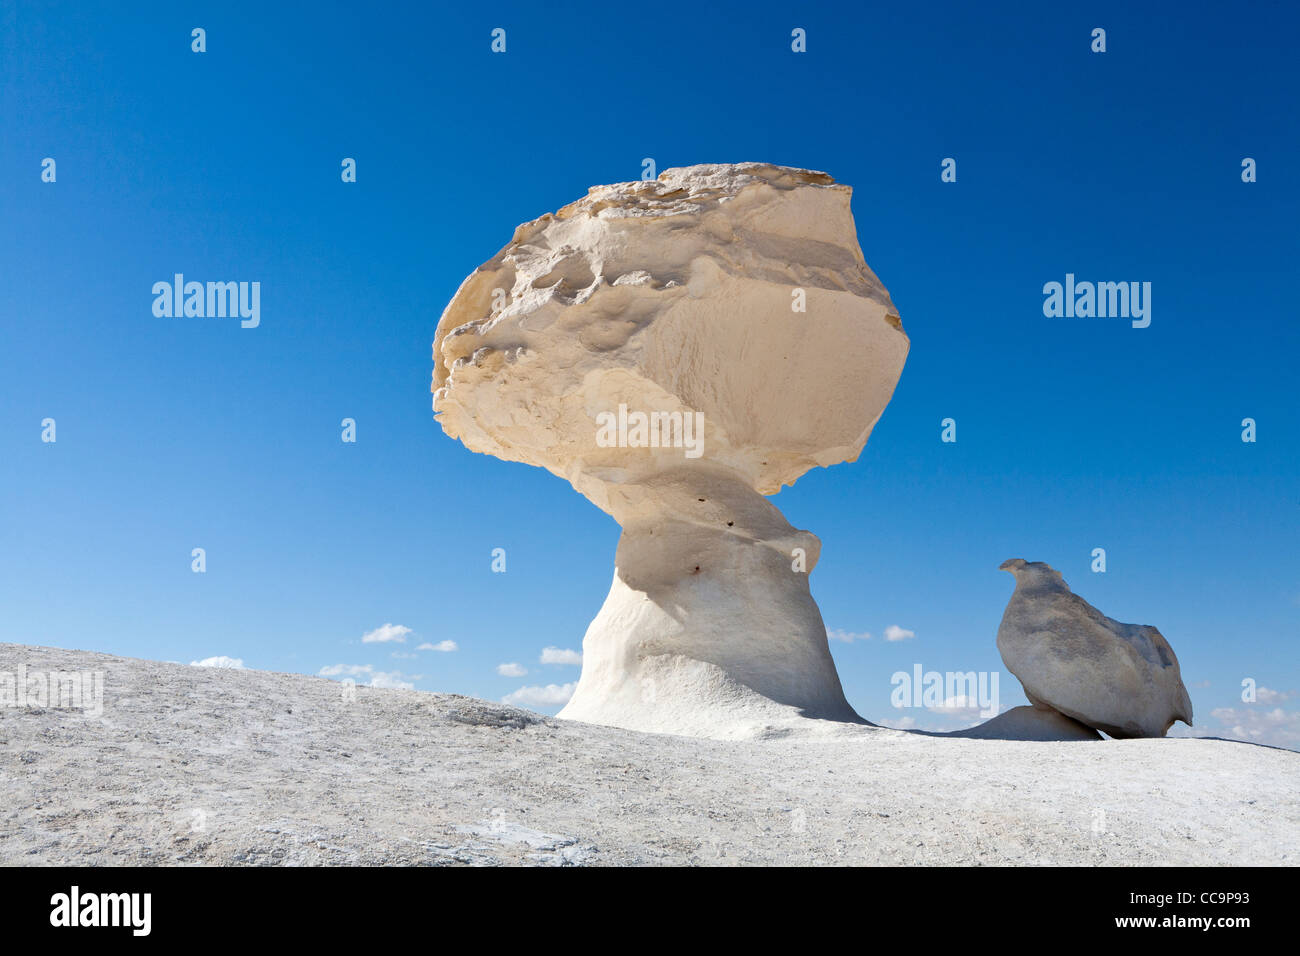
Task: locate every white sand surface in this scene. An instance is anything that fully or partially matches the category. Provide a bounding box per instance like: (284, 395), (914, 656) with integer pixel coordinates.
(2, 644), (1295, 866)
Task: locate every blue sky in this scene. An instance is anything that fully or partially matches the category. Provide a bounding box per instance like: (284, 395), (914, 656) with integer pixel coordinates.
(2, 1), (1296, 746)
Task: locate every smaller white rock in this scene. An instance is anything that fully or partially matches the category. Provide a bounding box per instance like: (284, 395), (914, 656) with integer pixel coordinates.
(996, 559), (1194, 738)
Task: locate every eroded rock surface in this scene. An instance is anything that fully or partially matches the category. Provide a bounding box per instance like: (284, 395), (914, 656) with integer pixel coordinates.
(432, 164), (909, 737)
(995, 559), (1194, 739)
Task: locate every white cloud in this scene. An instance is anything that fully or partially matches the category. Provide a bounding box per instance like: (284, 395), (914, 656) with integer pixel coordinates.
(319, 663), (373, 677)
(875, 716), (917, 730)
(190, 656), (245, 669)
(826, 629), (870, 643)
(318, 663), (419, 690)
(540, 646), (582, 666)
(418, 640), (458, 652)
(894, 695), (993, 731)
(1203, 706), (1300, 750)
(503, 682), (577, 709)
(368, 671), (417, 690)
(878, 709), (992, 733)
(928, 695), (984, 718)
(883, 625), (916, 642)
(362, 623), (412, 644)
(391, 651), (417, 660)
(1255, 687), (1294, 705)
(1168, 724), (1219, 740)
(497, 662), (528, 677)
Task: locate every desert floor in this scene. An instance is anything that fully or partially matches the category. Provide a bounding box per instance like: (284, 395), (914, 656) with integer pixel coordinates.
(2, 643), (1296, 866)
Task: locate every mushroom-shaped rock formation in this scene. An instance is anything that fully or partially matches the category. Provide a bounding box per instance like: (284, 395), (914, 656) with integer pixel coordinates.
(996, 559), (1194, 738)
(433, 163), (909, 737)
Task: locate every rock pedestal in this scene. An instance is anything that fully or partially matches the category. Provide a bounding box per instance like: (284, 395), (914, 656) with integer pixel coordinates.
(432, 164), (909, 737)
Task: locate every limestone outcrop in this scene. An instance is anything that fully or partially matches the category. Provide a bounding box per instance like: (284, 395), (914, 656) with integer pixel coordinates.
(994, 559), (1194, 738)
(432, 163), (909, 737)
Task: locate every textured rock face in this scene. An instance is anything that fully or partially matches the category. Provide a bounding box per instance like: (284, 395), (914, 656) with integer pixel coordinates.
(996, 560), (1194, 739)
(433, 164), (909, 737)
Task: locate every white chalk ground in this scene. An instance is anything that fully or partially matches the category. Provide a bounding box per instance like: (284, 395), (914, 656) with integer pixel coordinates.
(2, 644), (1296, 866)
